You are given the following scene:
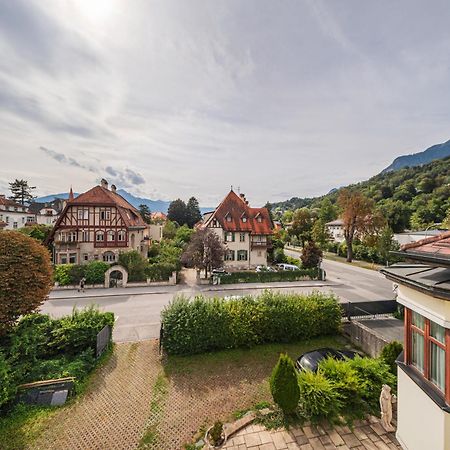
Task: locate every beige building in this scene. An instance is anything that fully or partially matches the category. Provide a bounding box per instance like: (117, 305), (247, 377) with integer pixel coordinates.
(381, 232), (450, 450)
(48, 180), (149, 264)
(325, 218), (345, 243)
(201, 190), (274, 269)
(0, 195), (35, 229)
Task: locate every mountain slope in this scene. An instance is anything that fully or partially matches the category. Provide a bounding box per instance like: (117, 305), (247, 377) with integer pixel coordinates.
(382, 139), (450, 173)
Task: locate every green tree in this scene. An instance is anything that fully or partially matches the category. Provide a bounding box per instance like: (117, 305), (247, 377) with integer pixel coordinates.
(18, 224), (53, 244)
(301, 240), (323, 268)
(270, 353), (300, 414)
(0, 231), (53, 334)
(9, 179), (36, 204)
(138, 204), (152, 224)
(289, 208), (312, 247)
(167, 199), (188, 226)
(118, 250), (148, 282)
(162, 220), (178, 239)
(318, 198), (337, 223)
(186, 197), (202, 228)
(311, 219), (330, 248)
(377, 226), (399, 265)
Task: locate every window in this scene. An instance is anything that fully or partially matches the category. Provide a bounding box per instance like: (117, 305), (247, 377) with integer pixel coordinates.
(257, 216), (262, 223)
(60, 254), (68, 264)
(27, 216), (34, 223)
(225, 232), (235, 242)
(83, 253), (89, 261)
(237, 250), (248, 261)
(22, 217), (25, 224)
(78, 209), (88, 220)
(5, 216), (9, 224)
(240, 233), (245, 242)
(242, 216), (247, 223)
(82, 230), (89, 242)
(13, 222), (17, 229)
(68, 231), (77, 242)
(69, 253), (77, 264)
(96, 231), (105, 242)
(103, 252), (115, 262)
(100, 210), (110, 221)
(406, 309), (448, 395)
(118, 230), (126, 242)
(226, 214), (232, 222)
(225, 250), (235, 261)
(107, 230), (115, 242)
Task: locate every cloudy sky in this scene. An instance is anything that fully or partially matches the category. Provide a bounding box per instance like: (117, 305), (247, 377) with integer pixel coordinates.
(1, 0), (450, 206)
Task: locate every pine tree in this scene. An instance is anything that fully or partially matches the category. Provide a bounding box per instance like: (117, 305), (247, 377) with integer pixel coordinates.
(270, 353), (300, 414)
(186, 197), (202, 228)
(138, 204), (152, 224)
(167, 199), (188, 226)
(9, 179), (36, 204)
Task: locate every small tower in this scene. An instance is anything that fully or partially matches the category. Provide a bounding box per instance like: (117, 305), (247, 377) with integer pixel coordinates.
(68, 186), (74, 201)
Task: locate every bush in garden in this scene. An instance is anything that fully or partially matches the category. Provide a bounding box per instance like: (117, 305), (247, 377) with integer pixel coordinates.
(0, 352), (14, 407)
(84, 261), (109, 284)
(145, 262), (177, 281)
(347, 356), (396, 414)
(161, 291), (341, 355)
(380, 341), (403, 375)
(301, 241), (323, 269)
(53, 264), (72, 286)
(297, 370), (342, 424)
(69, 264), (85, 285)
(0, 231), (53, 334)
(118, 250), (148, 281)
(270, 354), (300, 414)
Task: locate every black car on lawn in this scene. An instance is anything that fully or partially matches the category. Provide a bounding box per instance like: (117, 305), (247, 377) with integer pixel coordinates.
(295, 347), (360, 372)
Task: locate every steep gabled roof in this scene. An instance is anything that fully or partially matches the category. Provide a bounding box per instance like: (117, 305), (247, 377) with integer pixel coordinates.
(204, 190), (273, 235)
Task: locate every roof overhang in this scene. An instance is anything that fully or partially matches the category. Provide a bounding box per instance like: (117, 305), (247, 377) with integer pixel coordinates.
(391, 250), (450, 269)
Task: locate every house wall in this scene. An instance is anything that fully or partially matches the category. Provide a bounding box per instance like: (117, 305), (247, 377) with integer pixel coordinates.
(396, 368), (450, 450)
(0, 210), (35, 229)
(326, 225), (345, 243)
(148, 224), (163, 241)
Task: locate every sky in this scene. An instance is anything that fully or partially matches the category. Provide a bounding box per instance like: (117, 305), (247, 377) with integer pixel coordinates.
(1, 0), (450, 206)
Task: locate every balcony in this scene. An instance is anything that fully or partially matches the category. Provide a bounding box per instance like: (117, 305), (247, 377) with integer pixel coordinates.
(251, 240), (272, 249)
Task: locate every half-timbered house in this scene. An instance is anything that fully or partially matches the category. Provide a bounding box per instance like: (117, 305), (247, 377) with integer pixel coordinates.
(48, 179), (149, 264)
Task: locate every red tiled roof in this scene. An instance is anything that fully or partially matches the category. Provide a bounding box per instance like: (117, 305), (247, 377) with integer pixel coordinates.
(151, 211), (167, 221)
(0, 196), (28, 210)
(401, 231), (450, 257)
(204, 190), (273, 235)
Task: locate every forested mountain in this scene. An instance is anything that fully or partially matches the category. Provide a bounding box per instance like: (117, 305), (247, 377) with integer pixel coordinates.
(270, 156), (450, 232)
(382, 139), (450, 173)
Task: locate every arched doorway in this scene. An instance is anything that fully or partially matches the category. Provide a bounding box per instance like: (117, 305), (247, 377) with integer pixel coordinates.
(104, 265), (128, 288)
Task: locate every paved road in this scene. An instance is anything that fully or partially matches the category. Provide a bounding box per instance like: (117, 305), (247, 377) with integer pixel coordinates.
(41, 258), (395, 343)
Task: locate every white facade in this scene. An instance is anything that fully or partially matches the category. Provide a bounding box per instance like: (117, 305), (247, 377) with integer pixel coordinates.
(325, 219), (345, 243)
(0, 197), (35, 229)
(36, 207), (60, 225)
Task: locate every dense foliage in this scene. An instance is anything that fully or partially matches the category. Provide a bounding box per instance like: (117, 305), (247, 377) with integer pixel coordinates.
(18, 224), (53, 244)
(161, 291), (341, 355)
(270, 354), (300, 414)
(54, 261), (109, 286)
(167, 197), (202, 227)
(0, 231), (53, 334)
(218, 269), (320, 284)
(0, 307), (114, 406)
(270, 156), (450, 232)
(118, 250), (148, 282)
(380, 341), (403, 374)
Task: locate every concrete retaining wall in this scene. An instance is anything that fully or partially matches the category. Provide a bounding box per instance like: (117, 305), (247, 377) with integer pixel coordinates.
(342, 320), (390, 358)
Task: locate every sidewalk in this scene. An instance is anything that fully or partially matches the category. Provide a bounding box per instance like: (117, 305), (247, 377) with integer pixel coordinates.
(48, 280), (339, 300)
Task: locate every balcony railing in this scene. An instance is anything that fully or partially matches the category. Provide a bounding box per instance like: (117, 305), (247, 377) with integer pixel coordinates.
(251, 240), (272, 248)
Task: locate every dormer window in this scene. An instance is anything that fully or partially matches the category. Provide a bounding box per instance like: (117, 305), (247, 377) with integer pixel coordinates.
(257, 217), (262, 223)
(242, 216), (247, 223)
(225, 212), (232, 222)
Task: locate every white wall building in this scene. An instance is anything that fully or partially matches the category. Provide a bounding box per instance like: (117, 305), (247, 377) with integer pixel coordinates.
(0, 195), (35, 229)
(325, 219), (345, 243)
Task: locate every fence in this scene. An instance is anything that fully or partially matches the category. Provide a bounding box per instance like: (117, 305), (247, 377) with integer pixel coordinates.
(341, 300), (398, 320)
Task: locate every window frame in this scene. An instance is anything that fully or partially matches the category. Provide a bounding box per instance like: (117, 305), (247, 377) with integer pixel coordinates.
(405, 308), (450, 402)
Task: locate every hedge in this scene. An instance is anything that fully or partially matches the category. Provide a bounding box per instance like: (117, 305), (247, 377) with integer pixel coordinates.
(54, 261), (109, 286)
(146, 262), (177, 281)
(218, 268), (320, 284)
(161, 291), (341, 355)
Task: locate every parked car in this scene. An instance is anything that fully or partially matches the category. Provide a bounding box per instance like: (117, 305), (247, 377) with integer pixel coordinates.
(212, 268), (230, 275)
(295, 348), (360, 372)
(255, 265), (277, 272)
(276, 263), (300, 271)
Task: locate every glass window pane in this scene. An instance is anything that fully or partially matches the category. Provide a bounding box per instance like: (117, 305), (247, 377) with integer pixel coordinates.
(411, 330), (424, 372)
(412, 312), (425, 330)
(430, 342), (445, 391)
(430, 322), (445, 344)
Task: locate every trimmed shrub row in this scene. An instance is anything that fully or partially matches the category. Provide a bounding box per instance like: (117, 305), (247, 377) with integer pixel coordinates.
(54, 261), (109, 286)
(218, 268), (320, 284)
(161, 291), (342, 355)
(146, 262), (177, 281)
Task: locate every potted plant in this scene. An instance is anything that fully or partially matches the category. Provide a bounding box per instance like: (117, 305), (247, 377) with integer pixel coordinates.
(205, 421), (226, 448)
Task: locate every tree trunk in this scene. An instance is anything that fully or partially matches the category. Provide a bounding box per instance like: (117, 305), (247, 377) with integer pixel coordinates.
(346, 237), (353, 262)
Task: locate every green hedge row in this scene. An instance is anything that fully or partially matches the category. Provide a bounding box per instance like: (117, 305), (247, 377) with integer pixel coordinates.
(161, 291), (341, 355)
(218, 268), (321, 284)
(0, 307), (114, 407)
(54, 261), (110, 286)
(146, 262), (177, 281)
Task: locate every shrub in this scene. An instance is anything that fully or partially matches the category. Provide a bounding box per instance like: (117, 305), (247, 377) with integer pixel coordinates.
(208, 421), (224, 446)
(219, 269), (319, 285)
(84, 261), (109, 285)
(118, 251), (147, 282)
(161, 291), (341, 355)
(0, 352), (14, 407)
(0, 231), (53, 334)
(145, 263), (177, 281)
(69, 265), (85, 285)
(301, 241), (323, 269)
(380, 341), (403, 375)
(270, 354), (300, 414)
(54, 264), (72, 286)
(347, 357), (396, 414)
(273, 248), (287, 264)
(297, 370), (342, 424)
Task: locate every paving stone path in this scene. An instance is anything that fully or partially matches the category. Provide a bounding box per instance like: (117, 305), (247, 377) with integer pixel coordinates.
(31, 341), (160, 450)
(223, 417), (401, 450)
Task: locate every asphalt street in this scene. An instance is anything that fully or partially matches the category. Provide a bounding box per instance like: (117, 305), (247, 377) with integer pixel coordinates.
(41, 256), (395, 343)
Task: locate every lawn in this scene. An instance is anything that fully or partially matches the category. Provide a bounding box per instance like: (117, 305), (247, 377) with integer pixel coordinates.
(145, 334), (351, 449)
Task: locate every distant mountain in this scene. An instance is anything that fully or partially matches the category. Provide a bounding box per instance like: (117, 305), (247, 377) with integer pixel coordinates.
(382, 139), (450, 173)
(35, 189), (212, 214)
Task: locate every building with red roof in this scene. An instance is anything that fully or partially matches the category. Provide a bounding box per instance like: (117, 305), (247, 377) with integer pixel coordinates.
(201, 189), (274, 269)
(48, 179), (148, 265)
(0, 195), (35, 229)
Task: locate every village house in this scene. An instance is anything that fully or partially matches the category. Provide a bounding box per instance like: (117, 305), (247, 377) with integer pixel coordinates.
(48, 179), (149, 264)
(28, 198), (65, 226)
(325, 218), (345, 243)
(0, 195), (35, 230)
(201, 190), (274, 269)
(381, 232), (450, 450)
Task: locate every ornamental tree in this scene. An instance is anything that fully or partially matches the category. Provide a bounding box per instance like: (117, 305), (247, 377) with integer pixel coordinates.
(0, 231), (53, 334)
(270, 353), (300, 414)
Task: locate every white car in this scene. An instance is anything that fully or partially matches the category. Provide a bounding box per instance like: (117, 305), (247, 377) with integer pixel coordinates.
(276, 263), (300, 271)
(256, 265), (276, 272)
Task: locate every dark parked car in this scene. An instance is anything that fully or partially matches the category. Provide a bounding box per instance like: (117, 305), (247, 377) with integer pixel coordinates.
(212, 268), (230, 275)
(295, 348), (360, 372)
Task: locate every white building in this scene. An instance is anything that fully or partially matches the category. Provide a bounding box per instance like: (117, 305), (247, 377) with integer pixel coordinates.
(381, 232), (450, 450)
(0, 195), (35, 230)
(200, 190), (274, 269)
(29, 198), (65, 226)
(325, 219), (345, 243)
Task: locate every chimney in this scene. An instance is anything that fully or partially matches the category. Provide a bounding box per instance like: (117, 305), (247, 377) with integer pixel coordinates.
(111, 184), (117, 193)
(239, 193), (246, 202)
(100, 178), (109, 189)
